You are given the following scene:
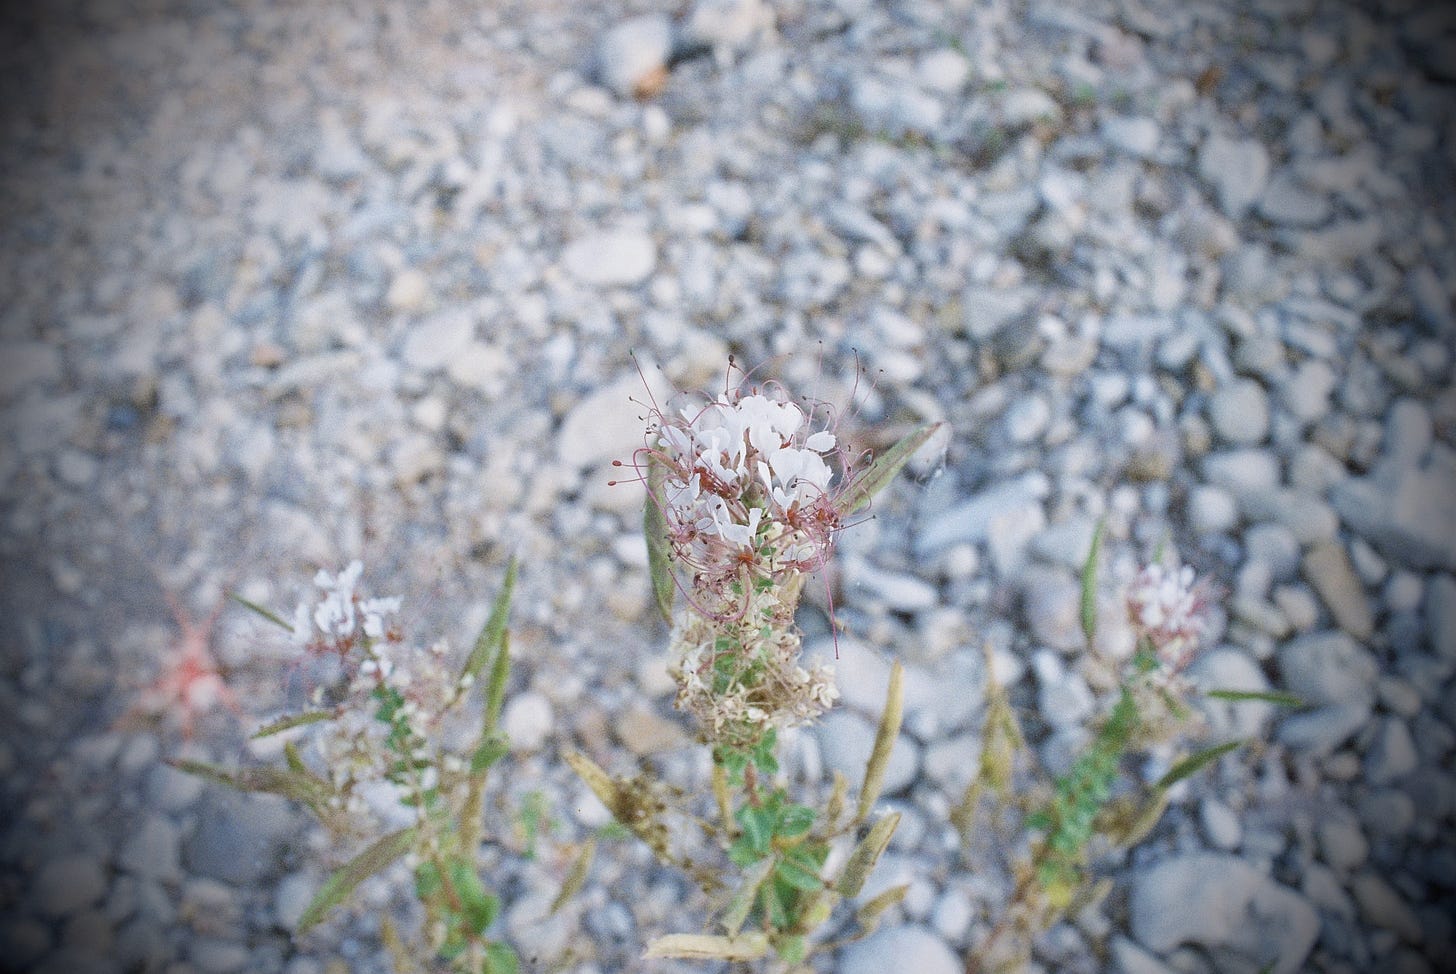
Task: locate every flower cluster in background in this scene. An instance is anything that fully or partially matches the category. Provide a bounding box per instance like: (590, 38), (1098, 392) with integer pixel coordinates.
(288, 561), (463, 830)
(1125, 562), (1214, 672)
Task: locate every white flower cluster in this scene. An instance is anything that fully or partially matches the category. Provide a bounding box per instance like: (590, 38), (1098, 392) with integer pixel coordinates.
(1126, 563), (1210, 668)
(292, 560), (403, 646)
(657, 392), (841, 580)
(287, 562), (462, 822)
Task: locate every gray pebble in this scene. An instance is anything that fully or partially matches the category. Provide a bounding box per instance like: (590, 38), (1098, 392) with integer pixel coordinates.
(120, 815), (182, 883)
(596, 16), (672, 99)
(1318, 815), (1370, 872)
(1200, 798), (1243, 850)
(1129, 853), (1318, 972)
(1209, 379), (1270, 445)
(35, 854), (108, 918)
(1351, 873), (1424, 943)
(1365, 717), (1418, 786)
(840, 924), (960, 974)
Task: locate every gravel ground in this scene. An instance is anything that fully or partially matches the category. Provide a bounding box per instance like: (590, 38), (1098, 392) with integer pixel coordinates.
(2, 0), (1454, 972)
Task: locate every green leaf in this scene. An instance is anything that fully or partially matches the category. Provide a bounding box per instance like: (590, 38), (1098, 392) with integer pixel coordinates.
(778, 804), (815, 839)
(297, 827), (417, 932)
(1155, 739), (1245, 790)
(483, 942), (519, 974)
(1080, 518), (1106, 643)
(1204, 689), (1304, 708)
(551, 840), (595, 915)
(737, 805), (774, 857)
(774, 857), (824, 892)
(854, 883), (908, 933)
(722, 856), (776, 936)
(470, 732), (510, 774)
(752, 730), (779, 776)
(482, 631), (512, 734)
(448, 858), (498, 934)
(169, 759), (332, 809)
(251, 710), (335, 739)
(461, 557), (518, 691)
(728, 835), (762, 867)
(644, 456), (676, 623)
(415, 860), (442, 900)
(760, 878), (791, 929)
(836, 423), (943, 517)
(776, 933), (808, 965)
(228, 592), (294, 631)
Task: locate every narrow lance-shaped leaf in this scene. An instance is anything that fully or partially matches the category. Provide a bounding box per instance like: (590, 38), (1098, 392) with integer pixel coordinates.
(824, 770), (848, 830)
(379, 917), (410, 973)
(851, 883), (908, 941)
(1118, 790), (1170, 847)
(283, 741), (309, 776)
(836, 811), (900, 898)
(857, 661), (904, 822)
(1080, 518), (1106, 644)
(1064, 876), (1113, 917)
(251, 710), (335, 739)
(563, 750), (620, 817)
(228, 592), (294, 631)
(550, 840), (596, 916)
(721, 856), (776, 936)
(1155, 739), (1245, 790)
(461, 557), (518, 685)
(644, 456), (675, 623)
(168, 758), (243, 791)
(169, 759), (332, 809)
(1204, 689), (1304, 708)
(836, 423), (943, 517)
(643, 933), (770, 961)
(297, 826), (417, 933)
(483, 630), (511, 732)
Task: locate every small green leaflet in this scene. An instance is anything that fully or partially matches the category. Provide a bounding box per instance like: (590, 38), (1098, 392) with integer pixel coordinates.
(774, 855), (824, 893)
(251, 710), (334, 739)
(470, 732), (510, 774)
(1155, 739), (1245, 790)
(169, 759), (331, 809)
(835, 423), (943, 517)
(461, 557), (518, 686)
(228, 592), (294, 631)
(483, 942), (519, 974)
(1080, 518), (1106, 643)
(1204, 689), (1304, 708)
(550, 841), (595, 916)
(721, 857), (775, 936)
(296, 827), (417, 933)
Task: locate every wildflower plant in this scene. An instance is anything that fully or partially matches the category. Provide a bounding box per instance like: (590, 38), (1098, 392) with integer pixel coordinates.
(961, 526), (1302, 972)
(177, 558), (583, 974)
(569, 377), (940, 967)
